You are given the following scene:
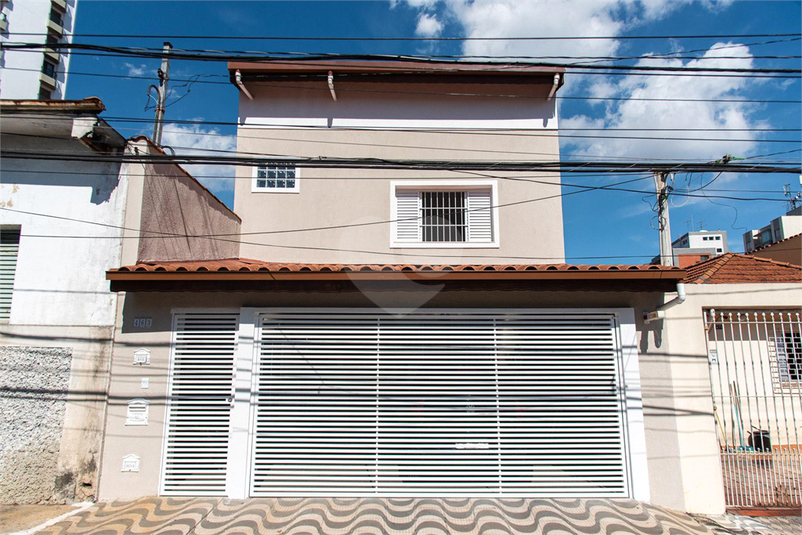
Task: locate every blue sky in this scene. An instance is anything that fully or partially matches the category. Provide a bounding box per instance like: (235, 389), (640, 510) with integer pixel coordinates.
(66, 1), (801, 263)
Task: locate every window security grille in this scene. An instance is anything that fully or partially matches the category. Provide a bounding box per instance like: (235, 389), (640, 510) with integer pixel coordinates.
(394, 188), (493, 244)
(256, 165), (297, 190)
(161, 313), (239, 495)
(0, 227), (20, 322)
(251, 311), (629, 497)
(422, 191), (466, 242)
(777, 332), (802, 383)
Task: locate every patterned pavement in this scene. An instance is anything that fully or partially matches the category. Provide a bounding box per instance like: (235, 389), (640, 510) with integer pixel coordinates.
(33, 497), (725, 535)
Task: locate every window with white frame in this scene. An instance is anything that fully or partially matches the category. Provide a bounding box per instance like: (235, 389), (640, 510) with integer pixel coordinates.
(391, 182), (497, 247)
(253, 164), (299, 192)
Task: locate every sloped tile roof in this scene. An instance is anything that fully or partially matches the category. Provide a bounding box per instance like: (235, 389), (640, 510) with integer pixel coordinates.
(684, 252), (802, 284)
(110, 258), (682, 276)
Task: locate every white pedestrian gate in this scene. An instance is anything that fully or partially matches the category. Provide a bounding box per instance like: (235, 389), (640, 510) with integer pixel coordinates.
(161, 313), (239, 495)
(705, 309), (802, 508)
(250, 310), (632, 497)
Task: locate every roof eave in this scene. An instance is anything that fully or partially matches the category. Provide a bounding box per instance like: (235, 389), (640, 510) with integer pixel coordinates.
(106, 269), (685, 293)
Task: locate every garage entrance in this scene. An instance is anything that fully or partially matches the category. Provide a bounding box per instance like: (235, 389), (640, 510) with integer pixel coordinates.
(249, 310), (633, 497)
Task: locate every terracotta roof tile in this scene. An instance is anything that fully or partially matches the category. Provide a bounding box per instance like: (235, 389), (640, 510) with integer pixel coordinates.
(684, 252), (802, 284)
(110, 258), (682, 275)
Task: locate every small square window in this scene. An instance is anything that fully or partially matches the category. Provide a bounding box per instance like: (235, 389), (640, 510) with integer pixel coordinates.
(715, 236), (721, 240)
(252, 164), (299, 193)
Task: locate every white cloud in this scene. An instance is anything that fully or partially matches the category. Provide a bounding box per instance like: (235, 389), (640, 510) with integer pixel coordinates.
(395, 0), (733, 61)
(415, 13), (444, 37)
(160, 123), (236, 197)
(124, 63), (149, 77)
(561, 43), (764, 161)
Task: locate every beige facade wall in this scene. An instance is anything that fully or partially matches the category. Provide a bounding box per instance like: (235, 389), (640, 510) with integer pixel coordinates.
(97, 287), (717, 514)
(233, 81), (564, 265)
(129, 139), (241, 263)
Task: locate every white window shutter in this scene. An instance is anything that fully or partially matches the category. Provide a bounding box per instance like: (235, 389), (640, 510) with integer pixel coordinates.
(0, 227), (20, 322)
(394, 190), (421, 242)
(162, 313), (239, 495)
(467, 189), (493, 242)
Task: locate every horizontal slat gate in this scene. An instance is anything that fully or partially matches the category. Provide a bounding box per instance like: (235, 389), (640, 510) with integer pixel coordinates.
(251, 311), (629, 497)
(161, 313), (238, 495)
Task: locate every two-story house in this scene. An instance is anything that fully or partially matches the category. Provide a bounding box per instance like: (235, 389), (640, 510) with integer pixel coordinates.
(96, 60), (735, 514)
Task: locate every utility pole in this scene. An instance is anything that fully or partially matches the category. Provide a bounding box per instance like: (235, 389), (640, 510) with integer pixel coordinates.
(653, 171), (674, 266)
(152, 42), (172, 146)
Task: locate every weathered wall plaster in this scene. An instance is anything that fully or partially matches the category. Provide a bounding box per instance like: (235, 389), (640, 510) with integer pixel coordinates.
(0, 346), (71, 504)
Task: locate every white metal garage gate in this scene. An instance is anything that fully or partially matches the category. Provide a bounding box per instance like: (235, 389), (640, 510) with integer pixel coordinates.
(251, 310), (634, 497)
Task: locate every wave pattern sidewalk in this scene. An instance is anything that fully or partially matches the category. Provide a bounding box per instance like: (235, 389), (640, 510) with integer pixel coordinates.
(36, 497), (720, 535)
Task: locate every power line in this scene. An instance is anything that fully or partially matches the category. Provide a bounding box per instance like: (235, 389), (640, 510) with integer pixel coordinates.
(3, 164), (798, 190)
(3, 44), (800, 76)
(7, 32), (801, 41)
(0, 171), (784, 255)
(3, 149), (800, 174)
(4, 120), (799, 149)
(4, 64), (800, 103)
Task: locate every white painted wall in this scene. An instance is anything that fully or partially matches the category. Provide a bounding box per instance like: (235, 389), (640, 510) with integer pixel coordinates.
(0, 0), (77, 99)
(238, 80), (559, 130)
(0, 135), (126, 326)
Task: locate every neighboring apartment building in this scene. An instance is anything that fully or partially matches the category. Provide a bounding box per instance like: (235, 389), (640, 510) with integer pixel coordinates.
(0, 98), (240, 504)
(96, 60), (743, 515)
(743, 206), (802, 253)
(668, 230), (729, 267)
(0, 0), (77, 99)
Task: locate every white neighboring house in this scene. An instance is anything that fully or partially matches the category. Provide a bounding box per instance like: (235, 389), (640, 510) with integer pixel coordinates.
(0, 97), (241, 504)
(0, 0), (78, 99)
(743, 206), (802, 253)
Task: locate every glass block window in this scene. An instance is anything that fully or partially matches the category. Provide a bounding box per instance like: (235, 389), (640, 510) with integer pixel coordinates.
(254, 164), (298, 192)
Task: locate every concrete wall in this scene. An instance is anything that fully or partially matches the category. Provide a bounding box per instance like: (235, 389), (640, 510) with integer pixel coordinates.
(96, 286), (717, 515)
(0, 326), (113, 503)
(128, 139), (241, 263)
(0, 345), (71, 504)
(234, 81), (564, 264)
(0, 0), (77, 99)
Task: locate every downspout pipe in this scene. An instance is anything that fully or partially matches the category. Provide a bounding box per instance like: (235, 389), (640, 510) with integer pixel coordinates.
(643, 283), (686, 323)
(327, 71), (337, 101)
(547, 73), (561, 101)
(235, 70), (254, 101)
